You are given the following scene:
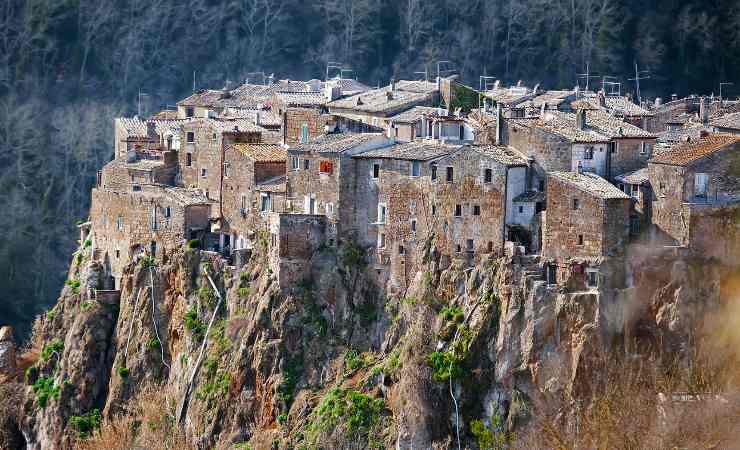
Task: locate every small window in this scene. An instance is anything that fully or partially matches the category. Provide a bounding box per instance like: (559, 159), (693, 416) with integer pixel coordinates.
(320, 160), (333, 174)
(586, 270), (598, 288)
(431, 164), (437, 181)
(411, 161), (421, 177)
(411, 219), (417, 232)
(201, 168), (208, 178)
(377, 203), (387, 223)
(164, 206), (171, 218)
(117, 216), (124, 231)
(584, 147), (594, 160)
(484, 168), (493, 183)
(300, 123), (309, 144)
(260, 193), (272, 212)
(303, 159), (310, 170)
(639, 142), (647, 154)
(432, 204), (437, 216)
(473, 205), (481, 216)
(211, 132), (218, 142)
(187, 131), (195, 143)
(538, 179), (545, 191)
(326, 203), (334, 214)
(240, 195), (247, 213)
(455, 205), (462, 217)
(455, 244), (462, 253)
(373, 163), (380, 179)
(487, 241), (494, 253)
(186, 153), (192, 167)
(409, 200), (416, 209)
(577, 234), (584, 245)
(185, 107), (194, 118)
(115, 249), (120, 259)
(223, 162), (230, 178)
(518, 205), (524, 214)
(630, 216), (641, 235)
(378, 233), (386, 248)
(446, 166), (454, 182)
(291, 157), (299, 170)
(398, 245), (405, 255)
(466, 239), (474, 252)
(572, 198), (580, 210)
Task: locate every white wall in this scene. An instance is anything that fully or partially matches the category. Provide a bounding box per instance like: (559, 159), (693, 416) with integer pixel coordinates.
(571, 143), (608, 176)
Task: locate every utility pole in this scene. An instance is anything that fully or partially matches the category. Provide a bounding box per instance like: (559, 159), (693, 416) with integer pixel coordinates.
(628, 62), (650, 106)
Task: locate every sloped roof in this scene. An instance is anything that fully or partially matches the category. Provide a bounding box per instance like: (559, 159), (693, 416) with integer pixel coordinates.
(584, 110), (655, 139)
(117, 117), (187, 139)
(117, 117), (148, 138)
(573, 95), (653, 117)
(328, 87), (432, 115)
(185, 118), (265, 134)
(395, 80), (439, 94)
(274, 91), (326, 107)
(614, 168), (650, 185)
(290, 133), (386, 154)
(231, 143), (287, 163)
(353, 141), (460, 161)
(508, 115), (609, 144)
(163, 187), (211, 206)
(470, 144), (529, 167)
(388, 106), (438, 123)
(650, 133), (740, 166)
(549, 171), (630, 200)
(256, 175), (287, 193)
(710, 111), (740, 130)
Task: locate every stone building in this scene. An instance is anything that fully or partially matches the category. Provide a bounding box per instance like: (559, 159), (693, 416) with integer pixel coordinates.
(89, 185), (212, 288)
(572, 92), (654, 129)
(220, 143), (287, 251)
(286, 133), (394, 242)
(266, 213), (327, 288)
(648, 133), (740, 264)
(581, 110), (656, 176)
(614, 168), (652, 237)
(542, 171), (630, 261)
(386, 106), (438, 142)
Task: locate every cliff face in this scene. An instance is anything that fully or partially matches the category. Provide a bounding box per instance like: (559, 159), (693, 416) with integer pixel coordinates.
(0, 241), (736, 449)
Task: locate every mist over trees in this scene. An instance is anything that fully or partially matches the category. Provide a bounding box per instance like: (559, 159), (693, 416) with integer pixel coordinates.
(1, 0), (739, 338)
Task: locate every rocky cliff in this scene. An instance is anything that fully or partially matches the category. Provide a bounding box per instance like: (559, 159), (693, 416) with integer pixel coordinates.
(1, 240), (738, 449)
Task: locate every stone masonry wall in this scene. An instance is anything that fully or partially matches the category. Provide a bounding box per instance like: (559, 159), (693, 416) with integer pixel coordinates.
(505, 121), (572, 178)
(611, 138), (653, 177)
(284, 109), (331, 145)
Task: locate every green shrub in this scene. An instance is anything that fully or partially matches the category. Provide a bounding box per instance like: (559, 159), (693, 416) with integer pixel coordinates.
(46, 309), (56, 321)
(184, 306), (206, 340)
(440, 305), (464, 323)
(309, 388), (385, 436)
(277, 413), (288, 425)
(117, 367), (129, 378)
(342, 242), (366, 269)
(196, 370), (230, 407)
(427, 350), (464, 382)
(75, 252), (83, 266)
(65, 279), (81, 294)
(344, 350), (367, 373)
(80, 301), (96, 311)
(146, 337), (161, 350)
(239, 271), (249, 282)
(470, 415), (514, 449)
(278, 358), (303, 408)
(139, 255), (156, 269)
(238, 286), (252, 298)
(187, 239), (200, 249)
(41, 338), (64, 362)
(32, 376), (60, 408)
(384, 349), (401, 377)
(198, 285), (216, 307)
(83, 239), (92, 248)
(69, 409), (102, 439)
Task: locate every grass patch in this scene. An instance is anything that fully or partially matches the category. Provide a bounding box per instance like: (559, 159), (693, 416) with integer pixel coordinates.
(80, 301), (96, 312)
(187, 239), (200, 250)
(117, 367), (129, 378)
(41, 338), (64, 362)
(238, 286), (252, 298)
(69, 409), (102, 439)
(65, 279), (81, 294)
(307, 388), (386, 444)
(32, 376), (61, 408)
(138, 255), (156, 269)
(184, 306), (206, 341)
(440, 305), (464, 323)
(146, 337), (161, 351)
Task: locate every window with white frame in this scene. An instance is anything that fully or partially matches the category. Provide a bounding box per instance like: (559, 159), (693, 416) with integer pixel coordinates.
(300, 124), (309, 143)
(260, 193), (272, 212)
(377, 203), (387, 223)
(378, 233), (386, 248)
(223, 162), (230, 178)
(117, 216), (124, 231)
(411, 161), (421, 177)
(201, 168), (208, 178)
(291, 157), (299, 170)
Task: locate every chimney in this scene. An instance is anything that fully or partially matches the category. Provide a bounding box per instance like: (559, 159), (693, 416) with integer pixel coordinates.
(576, 109), (586, 130)
(598, 90), (606, 107)
(390, 78), (396, 91)
(495, 103), (503, 145)
(672, 93), (678, 102)
(386, 90), (394, 101)
(700, 96), (708, 125)
(325, 80), (341, 102)
(576, 161), (583, 174)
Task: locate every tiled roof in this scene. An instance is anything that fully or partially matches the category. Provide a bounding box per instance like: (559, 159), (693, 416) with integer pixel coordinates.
(483, 88), (532, 106)
(324, 77), (372, 95)
(528, 90), (575, 107)
(549, 171), (630, 200)
(163, 187), (211, 206)
(185, 118), (265, 134)
(573, 95), (653, 117)
(328, 87), (432, 115)
(274, 91), (326, 107)
(584, 110), (655, 139)
(656, 125), (711, 145)
(150, 110), (178, 120)
(508, 115), (609, 144)
(353, 141), (460, 161)
(219, 108), (282, 127)
(290, 132), (386, 154)
(117, 117), (187, 139)
(231, 143), (287, 163)
(395, 80), (439, 94)
(126, 159), (166, 171)
(710, 111), (740, 130)
(650, 133), (740, 166)
(388, 106), (438, 123)
(614, 168), (650, 185)
(470, 144), (529, 166)
(513, 190), (546, 202)
(256, 175), (287, 193)
(117, 117), (148, 138)
(178, 89), (229, 107)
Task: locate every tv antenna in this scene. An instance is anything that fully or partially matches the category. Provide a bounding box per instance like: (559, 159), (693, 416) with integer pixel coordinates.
(720, 82), (734, 104)
(325, 62), (343, 81)
(414, 66), (429, 82)
(602, 76), (621, 96)
(576, 63), (600, 93)
(628, 62), (650, 106)
(245, 71), (267, 85)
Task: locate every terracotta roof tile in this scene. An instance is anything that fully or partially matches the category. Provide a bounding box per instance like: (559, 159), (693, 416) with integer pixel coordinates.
(650, 133), (740, 166)
(354, 141), (460, 161)
(470, 144), (529, 166)
(550, 171), (630, 200)
(290, 133), (387, 154)
(388, 106), (439, 123)
(328, 87), (432, 115)
(231, 143), (287, 163)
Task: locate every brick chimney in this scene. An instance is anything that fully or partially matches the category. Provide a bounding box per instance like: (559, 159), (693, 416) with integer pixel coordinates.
(576, 109), (586, 130)
(598, 90), (606, 107)
(700, 96), (708, 125)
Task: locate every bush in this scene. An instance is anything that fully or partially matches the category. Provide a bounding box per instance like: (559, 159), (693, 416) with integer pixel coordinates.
(46, 309), (56, 321)
(198, 285), (216, 307)
(32, 376), (60, 408)
(184, 306), (206, 340)
(440, 305), (464, 323)
(41, 338), (64, 362)
(146, 337), (161, 350)
(427, 350), (464, 382)
(384, 349), (401, 377)
(344, 350), (367, 373)
(117, 367), (129, 378)
(342, 242), (366, 269)
(187, 239), (200, 249)
(309, 388), (385, 436)
(69, 409), (102, 439)
(278, 358), (303, 408)
(83, 239), (92, 248)
(80, 301), (96, 311)
(139, 256), (156, 269)
(238, 286), (252, 298)
(65, 279), (81, 294)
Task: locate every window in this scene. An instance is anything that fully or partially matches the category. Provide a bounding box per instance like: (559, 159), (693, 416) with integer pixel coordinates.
(377, 203), (387, 224)
(639, 142), (647, 154)
(223, 162), (231, 178)
(201, 168), (208, 178)
(187, 131), (195, 143)
(185, 107), (194, 118)
(431, 164), (437, 181)
(484, 168), (493, 183)
(473, 205), (481, 216)
(538, 179), (545, 191)
(694, 173), (708, 197)
(211, 132), (218, 142)
(446, 166), (454, 182)
(487, 241), (494, 252)
(320, 160), (333, 174)
(584, 146), (594, 160)
(186, 153), (192, 167)
(630, 216), (641, 235)
(586, 270), (598, 288)
(577, 234), (584, 245)
(115, 249), (120, 259)
(303, 159), (310, 170)
(411, 219), (417, 232)
(546, 264), (557, 285)
(326, 203), (334, 214)
(373, 163), (380, 179)
(455, 205), (462, 217)
(240, 195), (247, 214)
(611, 143), (617, 154)
(432, 204), (437, 216)
(150, 207), (158, 230)
(631, 184), (640, 199)
(378, 233), (386, 248)
(300, 123), (309, 143)
(455, 244), (462, 253)
(411, 161), (421, 177)
(260, 193), (272, 212)
(164, 206), (171, 219)
(398, 245), (405, 255)
(117, 216), (124, 231)
(518, 205), (524, 214)
(466, 239), (474, 252)
(291, 157), (299, 170)
(572, 198), (580, 210)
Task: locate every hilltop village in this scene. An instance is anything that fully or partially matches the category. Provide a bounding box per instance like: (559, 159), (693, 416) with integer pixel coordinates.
(84, 75), (740, 296)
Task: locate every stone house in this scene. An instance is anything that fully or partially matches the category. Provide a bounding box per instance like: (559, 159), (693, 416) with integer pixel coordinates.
(386, 106), (438, 142)
(266, 213), (327, 288)
(89, 185), (212, 288)
(520, 90), (578, 115)
(286, 133), (394, 242)
(177, 118), (265, 195)
(572, 92), (654, 129)
(710, 111), (740, 134)
(542, 171), (630, 262)
(582, 110), (657, 176)
(99, 151), (179, 191)
(220, 143), (287, 252)
(648, 133), (740, 263)
(614, 167), (652, 237)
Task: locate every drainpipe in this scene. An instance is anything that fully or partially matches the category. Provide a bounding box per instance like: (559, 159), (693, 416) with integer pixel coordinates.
(501, 168), (509, 253)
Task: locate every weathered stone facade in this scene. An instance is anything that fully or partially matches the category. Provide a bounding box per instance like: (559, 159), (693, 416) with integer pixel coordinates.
(284, 108), (332, 145)
(267, 213), (327, 288)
